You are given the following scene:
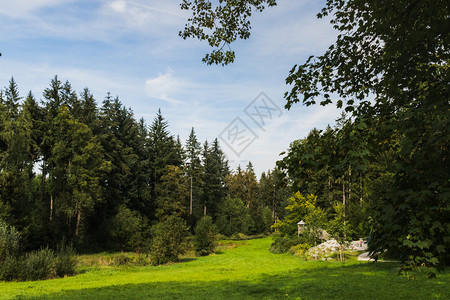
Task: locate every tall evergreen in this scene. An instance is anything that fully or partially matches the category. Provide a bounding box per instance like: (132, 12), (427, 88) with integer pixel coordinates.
(155, 165), (188, 221)
(201, 140), (227, 218)
(47, 106), (109, 241)
(185, 128), (203, 217)
(0, 78), (34, 232)
(147, 109), (183, 219)
(258, 167), (289, 224)
(93, 95), (150, 248)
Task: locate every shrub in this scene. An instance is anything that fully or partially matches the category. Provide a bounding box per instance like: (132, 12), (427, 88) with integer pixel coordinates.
(112, 254), (131, 266)
(289, 242), (312, 258)
(55, 242), (77, 277)
(149, 216), (190, 265)
(0, 222), (76, 281)
(20, 247), (56, 281)
(0, 255), (20, 281)
(193, 216), (217, 256)
(216, 197), (251, 236)
(269, 236), (309, 254)
(0, 221), (20, 262)
(109, 205), (147, 251)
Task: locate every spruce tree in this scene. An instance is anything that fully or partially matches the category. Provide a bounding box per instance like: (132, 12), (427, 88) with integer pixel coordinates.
(185, 128), (203, 218)
(147, 110), (183, 220)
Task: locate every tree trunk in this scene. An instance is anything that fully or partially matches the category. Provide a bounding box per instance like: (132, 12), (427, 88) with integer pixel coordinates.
(189, 176), (193, 215)
(203, 205), (206, 216)
(75, 209), (81, 236)
(49, 194), (53, 221)
(41, 160), (46, 207)
(359, 172), (363, 206)
(272, 185), (276, 220)
(342, 182), (346, 218)
(343, 181), (347, 240)
(348, 165), (352, 206)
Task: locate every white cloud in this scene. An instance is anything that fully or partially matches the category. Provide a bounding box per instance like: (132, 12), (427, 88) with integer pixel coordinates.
(224, 104), (342, 176)
(0, 0), (344, 176)
(106, 0), (186, 31)
(110, 0), (127, 13)
(0, 0), (69, 18)
(144, 70), (187, 104)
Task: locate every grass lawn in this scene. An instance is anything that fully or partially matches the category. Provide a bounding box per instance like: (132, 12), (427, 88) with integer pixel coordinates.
(1, 238), (449, 299)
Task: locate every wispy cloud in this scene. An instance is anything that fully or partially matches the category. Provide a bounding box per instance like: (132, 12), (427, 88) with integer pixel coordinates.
(144, 69), (188, 104)
(0, 0), (70, 18)
(106, 0), (186, 33)
(0, 0), (343, 175)
(225, 104), (342, 175)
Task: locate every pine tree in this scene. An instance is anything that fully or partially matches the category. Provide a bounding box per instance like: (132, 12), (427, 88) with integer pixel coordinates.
(155, 165), (188, 221)
(95, 96), (149, 244)
(200, 140), (227, 218)
(147, 109), (183, 220)
(48, 106), (110, 239)
(185, 128), (203, 217)
(0, 78), (34, 231)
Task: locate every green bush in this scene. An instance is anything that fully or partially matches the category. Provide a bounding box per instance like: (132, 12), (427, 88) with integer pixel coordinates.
(55, 242), (77, 277)
(269, 236), (309, 254)
(0, 237), (77, 281)
(109, 205), (147, 251)
(112, 254), (131, 266)
(216, 197), (251, 236)
(149, 216), (190, 265)
(193, 216), (217, 256)
(0, 221), (20, 262)
(289, 243), (312, 258)
(20, 247), (56, 281)
(0, 255), (20, 281)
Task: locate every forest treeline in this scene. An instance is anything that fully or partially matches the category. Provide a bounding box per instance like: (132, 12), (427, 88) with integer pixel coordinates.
(0, 76), (290, 253)
(1, 71), (449, 275)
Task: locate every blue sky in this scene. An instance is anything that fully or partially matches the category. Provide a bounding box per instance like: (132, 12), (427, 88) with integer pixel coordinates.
(0, 0), (342, 176)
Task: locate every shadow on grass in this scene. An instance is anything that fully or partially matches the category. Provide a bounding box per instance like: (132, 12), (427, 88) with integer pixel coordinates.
(178, 257), (197, 263)
(16, 263), (450, 300)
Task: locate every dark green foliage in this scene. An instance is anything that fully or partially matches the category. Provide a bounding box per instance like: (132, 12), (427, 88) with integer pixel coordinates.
(182, 0), (449, 274)
(55, 242), (77, 277)
(155, 165), (188, 221)
(193, 216), (217, 256)
(180, 0), (276, 65)
(185, 128), (203, 220)
(0, 255), (20, 281)
(284, 0), (450, 272)
(216, 197), (252, 236)
(258, 167), (290, 225)
(20, 247), (56, 281)
(148, 110), (184, 210)
(199, 139), (228, 219)
(0, 246), (76, 282)
(269, 236), (309, 254)
(109, 205), (147, 251)
(0, 221), (20, 262)
(223, 163), (273, 235)
(0, 76), (235, 255)
(149, 216), (190, 265)
(0, 222), (76, 281)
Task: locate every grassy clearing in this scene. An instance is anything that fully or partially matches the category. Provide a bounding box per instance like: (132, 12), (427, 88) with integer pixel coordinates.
(1, 238), (449, 299)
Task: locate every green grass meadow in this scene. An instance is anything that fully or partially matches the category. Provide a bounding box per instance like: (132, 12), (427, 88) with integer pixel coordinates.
(1, 238), (449, 299)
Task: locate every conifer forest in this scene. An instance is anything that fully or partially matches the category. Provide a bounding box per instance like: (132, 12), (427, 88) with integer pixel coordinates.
(0, 0), (448, 287)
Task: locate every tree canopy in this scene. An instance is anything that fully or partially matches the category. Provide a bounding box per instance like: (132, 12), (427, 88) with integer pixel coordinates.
(181, 0), (450, 273)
